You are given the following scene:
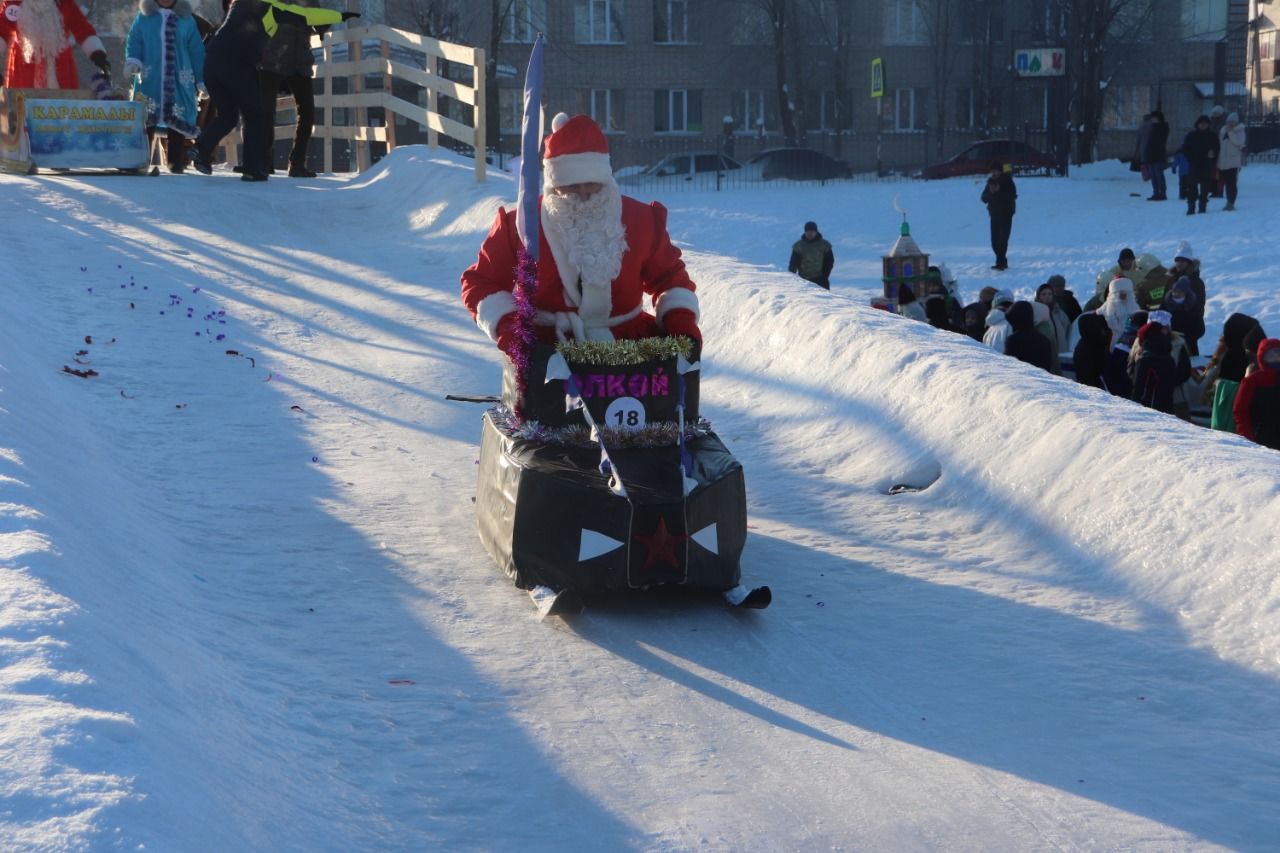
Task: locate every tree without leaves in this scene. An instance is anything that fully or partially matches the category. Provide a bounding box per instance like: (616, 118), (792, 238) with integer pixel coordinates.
(794, 0), (855, 155)
(736, 0), (800, 144)
(920, 0), (963, 157)
(1065, 0), (1156, 163)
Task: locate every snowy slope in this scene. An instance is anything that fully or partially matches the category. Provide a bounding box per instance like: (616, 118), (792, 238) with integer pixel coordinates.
(2, 150), (1278, 852)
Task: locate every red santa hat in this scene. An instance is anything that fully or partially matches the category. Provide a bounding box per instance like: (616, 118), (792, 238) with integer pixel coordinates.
(543, 113), (613, 189)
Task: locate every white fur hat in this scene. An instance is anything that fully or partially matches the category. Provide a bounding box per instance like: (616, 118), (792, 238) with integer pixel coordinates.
(1174, 240), (1195, 262)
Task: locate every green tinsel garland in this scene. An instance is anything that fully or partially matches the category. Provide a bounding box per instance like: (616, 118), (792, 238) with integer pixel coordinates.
(556, 335), (692, 366)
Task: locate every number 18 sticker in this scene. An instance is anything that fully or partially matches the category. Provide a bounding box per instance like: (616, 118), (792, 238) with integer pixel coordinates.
(605, 397), (646, 431)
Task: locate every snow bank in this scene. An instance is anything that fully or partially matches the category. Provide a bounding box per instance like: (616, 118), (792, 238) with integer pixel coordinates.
(695, 261), (1280, 676)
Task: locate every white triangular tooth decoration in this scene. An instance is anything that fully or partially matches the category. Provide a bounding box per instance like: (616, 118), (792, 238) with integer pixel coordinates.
(690, 523), (718, 554)
(545, 353), (571, 381)
(677, 354), (700, 374)
(579, 529), (625, 562)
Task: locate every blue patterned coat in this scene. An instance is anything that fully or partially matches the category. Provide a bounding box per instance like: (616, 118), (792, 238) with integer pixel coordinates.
(125, 0), (206, 137)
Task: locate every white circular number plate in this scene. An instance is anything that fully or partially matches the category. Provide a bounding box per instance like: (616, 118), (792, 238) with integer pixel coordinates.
(605, 397), (646, 431)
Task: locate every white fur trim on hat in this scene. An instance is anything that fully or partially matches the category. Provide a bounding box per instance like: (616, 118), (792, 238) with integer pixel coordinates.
(654, 287), (699, 322)
(544, 152), (613, 189)
(1148, 309), (1172, 327)
(475, 290), (517, 341)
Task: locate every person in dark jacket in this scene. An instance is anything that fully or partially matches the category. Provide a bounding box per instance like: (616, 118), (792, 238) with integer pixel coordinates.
(1143, 110), (1170, 200)
(1180, 115), (1218, 215)
(1004, 301), (1052, 371)
(1048, 273), (1082, 322)
(192, 0), (354, 181)
(257, 0), (326, 176)
(1102, 311), (1146, 399)
(788, 221), (833, 289)
(1073, 312), (1112, 389)
(1130, 321), (1179, 413)
(1212, 312), (1264, 384)
(924, 295), (957, 332)
(961, 302), (986, 342)
(1233, 338), (1280, 448)
(1161, 276), (1202, 354)
(981, 162), (1016, 270)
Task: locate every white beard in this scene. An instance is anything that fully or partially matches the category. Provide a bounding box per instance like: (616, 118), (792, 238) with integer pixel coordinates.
(1099, 294), (1135, 345)
(541, 180), (627, 331)
(17, 0), (68, 78)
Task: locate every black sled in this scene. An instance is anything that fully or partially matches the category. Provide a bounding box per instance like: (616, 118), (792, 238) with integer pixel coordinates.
(472, 340), (766, 613)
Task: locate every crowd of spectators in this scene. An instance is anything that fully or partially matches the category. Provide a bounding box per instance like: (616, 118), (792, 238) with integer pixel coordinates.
(899, 246), (1278, 450)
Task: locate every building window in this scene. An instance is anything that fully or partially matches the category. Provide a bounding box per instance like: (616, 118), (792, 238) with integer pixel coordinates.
(503, 0), (545, 43)
(886, 0), (926, 45)
(654, 89), (703, 133)
(819, 90), (840, 130)
(730, 90), (771, 134)
(576, 0), (625, 44)
(891, 87), (928, 131)
(1102, 85), (1151, 129)
(954, 87), (974, 128)
(498, 89), (522, 134)
(1183, 0), (1227, 41)
(655, 0), (688, 43)
(729, 6), (771, 45)
(577, 89), (626, 132)
(1260, 30), (1278, 83)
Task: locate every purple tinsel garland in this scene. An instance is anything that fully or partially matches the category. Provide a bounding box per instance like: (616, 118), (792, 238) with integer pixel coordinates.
(511, 247), (540, 422)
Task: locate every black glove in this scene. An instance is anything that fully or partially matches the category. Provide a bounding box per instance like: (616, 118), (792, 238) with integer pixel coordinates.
(90, 50), (111, 74)
(340, 11), (360, 20)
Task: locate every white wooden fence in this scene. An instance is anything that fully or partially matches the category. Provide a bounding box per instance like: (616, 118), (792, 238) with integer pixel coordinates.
(220, 23), (487, 181)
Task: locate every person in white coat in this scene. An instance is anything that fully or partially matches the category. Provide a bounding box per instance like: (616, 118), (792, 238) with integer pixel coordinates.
(1217, 112), (1246, 211)
(982, 290), (1015, 352)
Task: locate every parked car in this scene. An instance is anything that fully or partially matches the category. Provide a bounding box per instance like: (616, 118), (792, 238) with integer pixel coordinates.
(615, 152), (741, 187)
(743, 148), (852, 182)
(919, 139), (1057, 180)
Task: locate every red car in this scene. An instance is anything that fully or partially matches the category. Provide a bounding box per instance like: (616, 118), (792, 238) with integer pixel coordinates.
(919, 139), (1057, 180)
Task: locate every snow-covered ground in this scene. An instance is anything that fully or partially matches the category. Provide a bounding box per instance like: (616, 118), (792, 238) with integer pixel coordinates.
(2, 150), (1278, 852)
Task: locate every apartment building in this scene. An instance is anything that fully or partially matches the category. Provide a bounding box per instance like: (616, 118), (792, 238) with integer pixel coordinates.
(433, 0), (1247, 172)
(1246, 0), (1280, 116)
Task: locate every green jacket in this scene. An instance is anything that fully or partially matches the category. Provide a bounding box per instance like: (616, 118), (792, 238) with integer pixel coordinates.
(789, 234), (834, 286)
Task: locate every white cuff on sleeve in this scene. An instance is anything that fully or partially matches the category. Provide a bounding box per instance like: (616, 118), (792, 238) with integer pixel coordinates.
(476, 290), (517, 341)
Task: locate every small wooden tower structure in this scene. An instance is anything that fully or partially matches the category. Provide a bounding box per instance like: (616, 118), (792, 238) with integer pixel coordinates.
(879, 217), (931, 308)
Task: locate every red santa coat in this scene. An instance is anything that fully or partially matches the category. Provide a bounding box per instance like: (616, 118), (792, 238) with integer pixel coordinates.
(461, 195), (699, 344)
(1, 0), (105, 89)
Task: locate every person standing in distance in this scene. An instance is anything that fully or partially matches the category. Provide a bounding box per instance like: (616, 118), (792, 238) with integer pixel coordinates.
(788, 221), (834, 290)
(981, 161), (1017, 270)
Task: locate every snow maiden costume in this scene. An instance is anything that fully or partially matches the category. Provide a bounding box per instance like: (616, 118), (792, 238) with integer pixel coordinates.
(125, 0), (206, 170)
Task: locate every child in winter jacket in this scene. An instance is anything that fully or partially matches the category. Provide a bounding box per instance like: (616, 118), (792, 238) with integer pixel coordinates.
(1233, 338), (1280, 448)
(1130, 321), (1179, 413)
(1072, 313), (1111, 389)
(1004, 301), (1053, 372)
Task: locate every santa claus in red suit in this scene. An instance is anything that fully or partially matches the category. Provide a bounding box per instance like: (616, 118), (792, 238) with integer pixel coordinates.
(461, 113), (701, 353)
(0, 0), (110, 89)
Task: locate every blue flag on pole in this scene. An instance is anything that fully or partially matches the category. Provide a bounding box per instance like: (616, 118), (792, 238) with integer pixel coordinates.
(515, 35), (545, 258)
